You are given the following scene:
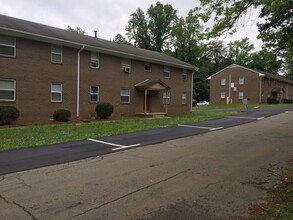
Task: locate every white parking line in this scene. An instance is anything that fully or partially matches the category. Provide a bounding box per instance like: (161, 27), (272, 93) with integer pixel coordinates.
(87, 138), (140, 151)
(178, 124), (223, 131)
(226, 116), (264, 120)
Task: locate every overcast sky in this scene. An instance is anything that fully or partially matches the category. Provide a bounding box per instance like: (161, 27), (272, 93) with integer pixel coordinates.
(0, 0), (262, 50)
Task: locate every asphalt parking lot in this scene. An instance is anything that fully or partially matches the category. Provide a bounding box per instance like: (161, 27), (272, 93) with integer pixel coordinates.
(0, 106), (292, 175)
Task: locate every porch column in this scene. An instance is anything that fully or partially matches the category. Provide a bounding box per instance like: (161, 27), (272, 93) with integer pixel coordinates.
(144, 89), (147, 114)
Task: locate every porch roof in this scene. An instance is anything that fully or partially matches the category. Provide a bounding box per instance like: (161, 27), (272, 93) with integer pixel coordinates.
(135, 79), (170, 91)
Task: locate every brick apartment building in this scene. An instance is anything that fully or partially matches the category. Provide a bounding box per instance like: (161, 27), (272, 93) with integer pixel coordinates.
(0, 15), (196, 124)
(209, 64), (293, 104)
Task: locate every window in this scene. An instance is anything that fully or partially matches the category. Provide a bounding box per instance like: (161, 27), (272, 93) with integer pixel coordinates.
(120, 88), (130, 103)
(51, 45), (62, 63)
(182, 92), (187, 105)
(0, 34), (16, 57)
(220, 92), (225, 99)
(51, 83), (62, 102)
(182, 70), (187, 81)
(163, 91), (170, 105)
(238, 92), (244, 99)
(145, 62), (152, 72)
(0, 79), (15, 101)
(163, 66), (171, 78)
(221, 78), (226, 85)
(121, 58), (131, 73)
(90, 86), (99, 102)
(239, 77), (244, 85)
(90, 52), (99, 69)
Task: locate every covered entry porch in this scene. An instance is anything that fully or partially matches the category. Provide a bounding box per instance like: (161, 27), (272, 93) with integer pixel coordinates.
(135, 79), (170, 116)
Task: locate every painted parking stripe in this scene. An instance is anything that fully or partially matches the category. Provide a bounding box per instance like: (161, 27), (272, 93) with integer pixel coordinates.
(87, 138), (140, 151)
(226, 116), (264, 120)
(178, 124), (223, 131)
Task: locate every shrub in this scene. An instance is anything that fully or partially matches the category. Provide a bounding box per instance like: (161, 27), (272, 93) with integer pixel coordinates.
(267, 97), (279, 104)
(53, 109), (71, 122)
(95, 103), (114, 119)
(0, 106), (20, 125)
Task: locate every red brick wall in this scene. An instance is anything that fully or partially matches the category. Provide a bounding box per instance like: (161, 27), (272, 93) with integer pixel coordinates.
(210, 65), (293, 104)
(0, 37), (192, 124)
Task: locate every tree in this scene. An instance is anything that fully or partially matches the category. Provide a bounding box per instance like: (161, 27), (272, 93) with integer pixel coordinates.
(147, 2), (178, 52)
(113, 34), (130, 45)
(65, 25), (85, 35)
(226, 38), (254, 66)
(248, 49), (282, 74)
(125, 8), (152, 49)
(198, 0), (293, 52)
(125, 1), (177, 52)
(203, 40), (228, 68)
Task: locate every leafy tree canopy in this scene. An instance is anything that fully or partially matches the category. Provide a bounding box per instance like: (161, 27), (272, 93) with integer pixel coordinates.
(65, 25), (85, 35)
(198, 0), (293, 53)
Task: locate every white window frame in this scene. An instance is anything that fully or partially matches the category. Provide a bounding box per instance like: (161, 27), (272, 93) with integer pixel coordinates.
(51, 83), (62, 102)
(0, 79), (16, 101)
(238, 92), (244, 100)
(121, 58), (131, 73)
(182, 92), (187, 105)
(220, 92), (225, 99)
(51, 45), (62, 64)
(221, 78), (226, 85)
(90, 52), (99, 69)
(120, 88), (130, 103)
(239, 77), (244, 85)
(90, 86), (99, 102)
(163, 66), (171, 78)
(182, 69), (187, 81)
(0, 34), (16, 57)
(163, 91), (170, 105)
(145, 62), (152, 72)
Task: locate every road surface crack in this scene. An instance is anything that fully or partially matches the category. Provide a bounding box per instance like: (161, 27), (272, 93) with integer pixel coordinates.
(67, 168), (192, 220)
(0, 193), (38, 220)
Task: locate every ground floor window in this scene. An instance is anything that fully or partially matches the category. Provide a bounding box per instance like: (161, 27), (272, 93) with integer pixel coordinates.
(238, 92), (244, 99)
(163, 91), (170, 105)
(90, 86), (99, 102)
(120, 88), (130, 103)
(0, 79), (15, 101)
(220, 92), (225, 99)
(51, 83), (62, 102)
(182, 92), (187, 105)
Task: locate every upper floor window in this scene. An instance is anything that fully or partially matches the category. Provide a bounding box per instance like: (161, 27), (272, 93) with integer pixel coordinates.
(163, 91), (170, 104)
(163, 66), (171, 78)
(221, 78), (226, 85)
(239, 77), (244, 85)
(145, 62), (152, 72)
(90, 52), (99, 69)
(0, 79), (15, 101)
(182, 69), (187, 81)
(120, 88), (130, 103)
(182, 92), (187, 105)
(121, 58), (131, 73)
(0, 34), (16, 57)
(51, 45), (62, 63)
(90, 86), (99, 102)
(51, 83), (62, 102)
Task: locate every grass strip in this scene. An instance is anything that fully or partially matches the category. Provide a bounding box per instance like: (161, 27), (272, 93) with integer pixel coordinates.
(0, 111), (233, 151)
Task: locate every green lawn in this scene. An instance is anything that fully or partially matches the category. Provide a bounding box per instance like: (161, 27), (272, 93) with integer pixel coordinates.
(0, 111), (233, 151)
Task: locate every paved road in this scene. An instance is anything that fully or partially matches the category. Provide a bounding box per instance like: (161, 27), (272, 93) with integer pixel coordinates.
(0, 107), (292, 220)
(0, 106), (292, 175)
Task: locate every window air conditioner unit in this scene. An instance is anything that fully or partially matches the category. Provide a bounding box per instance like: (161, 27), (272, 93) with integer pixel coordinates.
(122, 67), (130, 73)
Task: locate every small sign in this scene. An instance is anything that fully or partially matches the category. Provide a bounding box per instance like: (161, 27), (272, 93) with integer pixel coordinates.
(230, 82), (234, 88)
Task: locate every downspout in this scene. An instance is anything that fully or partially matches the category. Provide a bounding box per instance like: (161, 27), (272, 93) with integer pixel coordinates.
(259, 73), (264, 103)
(77, 45), (85, 118)
(191, 71), (194, 113)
